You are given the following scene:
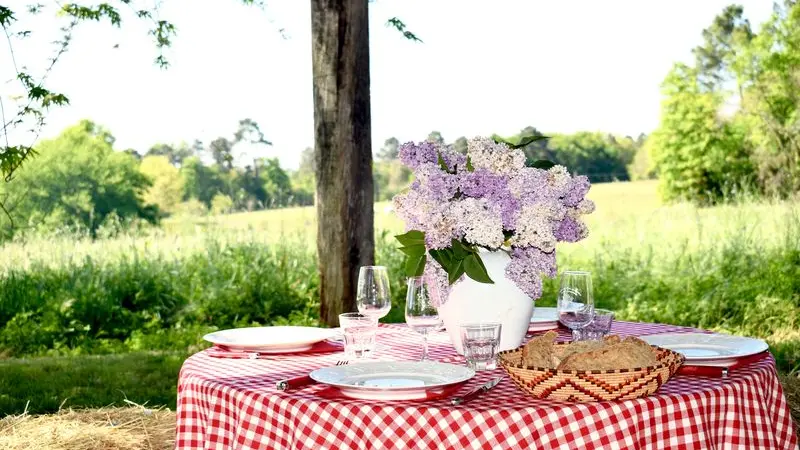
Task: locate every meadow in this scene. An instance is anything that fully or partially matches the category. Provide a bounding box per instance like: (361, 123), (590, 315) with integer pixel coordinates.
(1, 180), (799, 415)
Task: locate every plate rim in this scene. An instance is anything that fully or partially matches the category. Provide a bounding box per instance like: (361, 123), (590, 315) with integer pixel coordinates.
(309, 361), (475, 392)
(530, 306), (558, 324)
(639, 332), (768, 360)
(202, 325), (338, 349)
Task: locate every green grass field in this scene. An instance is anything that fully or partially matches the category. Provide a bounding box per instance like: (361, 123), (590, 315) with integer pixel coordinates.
(1, 180), (799, 415)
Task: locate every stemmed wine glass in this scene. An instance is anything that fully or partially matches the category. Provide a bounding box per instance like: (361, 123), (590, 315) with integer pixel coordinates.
(357, 266), (392, 321)
(557, 270), (595, 341)
(405, 276), (442, 361)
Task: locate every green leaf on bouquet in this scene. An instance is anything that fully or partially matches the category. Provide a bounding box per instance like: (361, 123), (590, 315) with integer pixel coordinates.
(451, 239), (470, 259)
(463, 253), (494, 284)
(405, 254), (426, 277)
(429, 248), (453, 272)
(465, 156), (475, 172)
(448, 259), (465, 284)
(530, 160), (556, 170)
(437, 151), (452, 173)
(491, 133), (550, 149)
(395, 230), (425, 247)
(398, 244), (426, 258)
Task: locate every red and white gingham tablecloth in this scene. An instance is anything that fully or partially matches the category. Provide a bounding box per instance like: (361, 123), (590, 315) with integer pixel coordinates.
(176, 322), (798, 449)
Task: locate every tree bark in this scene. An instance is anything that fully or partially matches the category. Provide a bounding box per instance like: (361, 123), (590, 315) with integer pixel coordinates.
(311, 0), (374, 327)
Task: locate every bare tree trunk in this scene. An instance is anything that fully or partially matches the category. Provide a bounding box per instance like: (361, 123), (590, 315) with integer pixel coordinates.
(311, 0), (375, 327)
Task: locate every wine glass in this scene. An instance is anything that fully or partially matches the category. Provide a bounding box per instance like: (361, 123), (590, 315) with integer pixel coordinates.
(557, 270), (595, 340)
(357, 266), (392, 321)
(405, 276), (442, 361)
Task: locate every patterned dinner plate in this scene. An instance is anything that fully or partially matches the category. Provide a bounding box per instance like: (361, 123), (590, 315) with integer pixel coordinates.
(639, 332), (768, 365)
(310, 361), (475, 401)
(203, 326), (339, 353)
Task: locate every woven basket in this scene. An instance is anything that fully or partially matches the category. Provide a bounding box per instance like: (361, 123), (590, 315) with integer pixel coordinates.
(498, 343), (685, 402)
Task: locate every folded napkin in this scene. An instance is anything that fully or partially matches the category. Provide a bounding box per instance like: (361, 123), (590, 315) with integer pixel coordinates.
(205, 340), (343, 359)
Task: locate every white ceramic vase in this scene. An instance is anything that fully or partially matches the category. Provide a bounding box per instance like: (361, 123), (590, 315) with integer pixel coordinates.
(436, 250), (533, 355)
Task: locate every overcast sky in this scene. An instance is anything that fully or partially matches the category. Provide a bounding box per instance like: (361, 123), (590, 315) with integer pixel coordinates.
(1, 0), (775, 169)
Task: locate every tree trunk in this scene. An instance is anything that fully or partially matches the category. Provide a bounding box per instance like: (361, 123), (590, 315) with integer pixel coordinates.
(311, 0), (374, 327)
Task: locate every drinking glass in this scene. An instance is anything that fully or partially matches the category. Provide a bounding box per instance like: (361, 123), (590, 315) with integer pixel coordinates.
(460, 323), (502, 370)
(357, 266), (392, 321)
(405, 276), (442, 361)
(338, 312), (378, 359)
(557, 271), (595, 341)
(578, 308), (615, 341)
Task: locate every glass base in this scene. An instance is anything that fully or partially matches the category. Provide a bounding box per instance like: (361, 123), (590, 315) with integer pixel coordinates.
(466, 358), (497, 371)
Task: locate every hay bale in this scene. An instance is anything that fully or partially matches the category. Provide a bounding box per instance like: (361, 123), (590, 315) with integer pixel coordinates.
(0, 405), (175, 450)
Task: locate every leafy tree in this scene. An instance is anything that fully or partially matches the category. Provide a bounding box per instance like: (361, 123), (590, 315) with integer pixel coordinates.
(0, 120), (156, 238)
(426, 131), (445, 144)
(140, 155), (185, 215)
(452, 136), (468, 155)
(146, 143), (193, 167)
(208, 137), (234, 171)
(377, 137), (400, 161)
(180, 156), (226, 207)
(290, 147), (315, 205)
(649, 64), (753, 204)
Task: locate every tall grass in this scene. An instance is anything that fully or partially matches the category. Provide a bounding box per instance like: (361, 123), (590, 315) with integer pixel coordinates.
(0, 181), (798, 371)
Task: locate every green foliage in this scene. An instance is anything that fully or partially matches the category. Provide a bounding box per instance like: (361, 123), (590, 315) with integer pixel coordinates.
(651, 2), (800, 203)
(140, 155), (184, 215)
(395, 231), (494, 285)
(650, 64), (755, 204)
(210, 193), (234, 215)
(0, 120), (157, 239)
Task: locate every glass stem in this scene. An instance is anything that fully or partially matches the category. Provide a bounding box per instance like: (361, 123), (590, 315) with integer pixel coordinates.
(571, 329), (582, 341)
(421, 333), (429, 361)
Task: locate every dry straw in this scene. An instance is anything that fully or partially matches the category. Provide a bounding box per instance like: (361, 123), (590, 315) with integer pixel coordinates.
(499, 344), (684, 402)
(0, 401), (175, 450)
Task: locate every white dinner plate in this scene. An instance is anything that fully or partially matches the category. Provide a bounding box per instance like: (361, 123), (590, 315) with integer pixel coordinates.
(639, 332), (768, 364)
(529, 307), (559, 331)
(310, 361), (475, 401)
(203, 326), (339, 353)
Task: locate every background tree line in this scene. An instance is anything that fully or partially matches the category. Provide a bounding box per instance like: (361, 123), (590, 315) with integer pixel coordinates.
(648, 1), (800, 205)
(0, 118), (647, 241)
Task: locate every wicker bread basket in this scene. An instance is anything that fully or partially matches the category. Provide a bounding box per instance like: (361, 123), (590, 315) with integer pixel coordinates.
(498, 343), (685, 402)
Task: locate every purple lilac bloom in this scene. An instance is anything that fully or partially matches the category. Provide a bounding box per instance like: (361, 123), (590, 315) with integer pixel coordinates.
(554, 216), (584, 243)
(416, 163), (459, 201)
(398, 141), (438, 170)
(505, 258), (544, 299)
(510, 168), (551, 204)
(562, 175), (590, 207)
(459, 169), (508, 198)
(511, 246), (557, 278)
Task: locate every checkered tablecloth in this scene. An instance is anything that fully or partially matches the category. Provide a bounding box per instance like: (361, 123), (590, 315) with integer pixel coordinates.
(175, 322), (798, 449)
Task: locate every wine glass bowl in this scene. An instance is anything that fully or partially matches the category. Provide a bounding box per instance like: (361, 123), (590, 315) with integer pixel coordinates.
(357, 266), (392, 320)
(405, 276), (442, 361)
(557, 270), (595, 340)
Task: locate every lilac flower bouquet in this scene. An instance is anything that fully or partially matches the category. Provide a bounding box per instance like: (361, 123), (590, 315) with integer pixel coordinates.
(392, 135), (595, 303)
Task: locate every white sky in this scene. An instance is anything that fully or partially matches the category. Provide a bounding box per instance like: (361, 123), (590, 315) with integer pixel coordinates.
(1, 0), (775, 169)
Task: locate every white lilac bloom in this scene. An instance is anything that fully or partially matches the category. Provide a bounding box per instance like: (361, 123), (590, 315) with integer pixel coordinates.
(547, 165), (573, 197)
(451, 198), (505, 248)
(511, 202), (564, 252)
(467, 137), (526, 175)
(577, 199), (596, 214)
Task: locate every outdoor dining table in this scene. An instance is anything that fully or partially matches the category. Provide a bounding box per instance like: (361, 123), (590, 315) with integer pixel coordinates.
(175, 321), (798, 449)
